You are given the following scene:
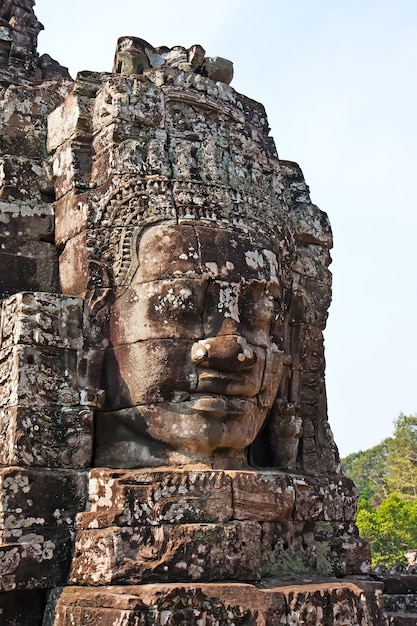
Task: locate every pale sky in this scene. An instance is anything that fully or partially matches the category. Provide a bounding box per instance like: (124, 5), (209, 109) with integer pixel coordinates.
(34, 0), (417, 457)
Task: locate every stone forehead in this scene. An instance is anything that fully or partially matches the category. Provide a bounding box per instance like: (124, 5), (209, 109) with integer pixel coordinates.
(136, 223), (280, 283)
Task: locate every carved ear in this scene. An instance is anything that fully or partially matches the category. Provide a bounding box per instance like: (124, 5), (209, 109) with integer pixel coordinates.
(84, 260), (115, 315)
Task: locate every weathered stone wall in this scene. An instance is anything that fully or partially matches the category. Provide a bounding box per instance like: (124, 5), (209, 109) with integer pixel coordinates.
(0, 80), (72, 299)
(0, 0), (43, 85)
(0, 0), (69, 86)
(0, 5), (395, 625)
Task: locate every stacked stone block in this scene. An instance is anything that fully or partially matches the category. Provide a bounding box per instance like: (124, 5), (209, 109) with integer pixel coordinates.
(0, 292), (98, 469)
(67, 468), (368, 586)
(0, 292), (102, 594)
(0, 0), (43, 85)
(0, 79), (72, 300)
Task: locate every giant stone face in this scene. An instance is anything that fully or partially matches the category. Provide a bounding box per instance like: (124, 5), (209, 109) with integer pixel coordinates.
(95, 222), (286, 468)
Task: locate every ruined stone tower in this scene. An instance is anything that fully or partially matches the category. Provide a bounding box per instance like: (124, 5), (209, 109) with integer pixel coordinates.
(0, 3), (390, 625)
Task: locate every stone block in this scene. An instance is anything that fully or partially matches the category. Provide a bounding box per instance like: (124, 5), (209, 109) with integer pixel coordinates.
(201, 279), (279, 349)
(92, 129), (178, 186)
(292, 474), (325, 521)
(78, 468), (233, 528)
(383, 576), (417, 594)
(44, 583), (288, 626)
(0, 405), (93, 468)
(59, 221), (180, 297)
(58, 229), (116, 296)
(135, 223), (200, 283)
(0, 113), (45, 162)
(47, 89), (97, 154)
(92, 74), (165, 133)
(54, 191), (95, 244)
(174, 180), (281, 236)
(277, 580), (386, 626)
(82, 292), (112, 349)
(0, 155), (50, 201)
(231, 471), (295, 521)
(0, 344), (77, 408)
(0, 292), (83, 351)
(0, 80), (72, 158)
(300, 371), (324, 405)
(292, 244), (332, 284)
(51, 140), (93, 199)
(385, 613), (417, 625)
(195, 224), (281, 285)
(302, 278), (332, 328)
(0, 467), (87, 541)
(279, 160), (333, 248)
(317, 536), (371, 576)
(202, 56), (234, 85)
(0, 528), (73, 592)
(293, 474), (358, 522)
(322, 475), (358, 521)
(314, 522), (371, 576)
(91, 128), (173, 182)
(69, 521), (261, 584)
(43, 581), (388, 626)
(0, 238), (59, 299)
(0, 201), (54, 241)
(384, 591), (417, 613)
(299, 418), (320, 474)
(261, 521), (316, 577)
(0, 344), (104, 409)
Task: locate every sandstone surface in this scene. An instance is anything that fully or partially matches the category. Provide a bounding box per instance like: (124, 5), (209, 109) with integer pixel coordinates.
(0, 3), (398, 624)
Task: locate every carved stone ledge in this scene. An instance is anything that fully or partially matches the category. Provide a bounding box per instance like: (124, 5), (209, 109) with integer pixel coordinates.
(67, 469), (368, 585)
(42, 580), (388, 626)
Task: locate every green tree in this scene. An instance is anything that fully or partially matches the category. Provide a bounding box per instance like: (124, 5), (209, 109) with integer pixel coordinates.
(386, 413), (417, 497)
(357, 493), (417, 566)
(341, 440), (390, 506)
(342, 413), (417, 566)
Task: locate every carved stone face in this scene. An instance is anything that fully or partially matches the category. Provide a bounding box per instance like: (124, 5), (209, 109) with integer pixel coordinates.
(97, 222), (285, 468)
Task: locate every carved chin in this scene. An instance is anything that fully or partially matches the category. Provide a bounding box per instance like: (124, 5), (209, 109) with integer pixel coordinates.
(95, 388), (272, 469)
(140, 398), (267, 454)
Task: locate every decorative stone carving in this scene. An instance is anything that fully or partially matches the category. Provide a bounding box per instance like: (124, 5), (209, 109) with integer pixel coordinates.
(48, 62), (337, 474)
(112, 37), (233, 85)
(0, 3), (395, 624)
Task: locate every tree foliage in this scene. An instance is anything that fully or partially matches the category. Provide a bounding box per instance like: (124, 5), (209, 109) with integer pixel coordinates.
(342, 440), (390, 506)
(342, 413), (417, 566)
(356, 494), (417, 566)
(386, 413), (417, 497)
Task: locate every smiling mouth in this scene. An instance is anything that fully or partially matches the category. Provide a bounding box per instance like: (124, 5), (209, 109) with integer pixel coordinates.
(196, 371), (260, 397)
(187, 394), (255, 418)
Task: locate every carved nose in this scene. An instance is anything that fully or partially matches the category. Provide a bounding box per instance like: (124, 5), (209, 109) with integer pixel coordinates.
(191, 335), (257, 372)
